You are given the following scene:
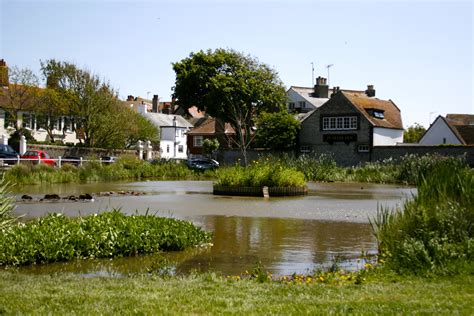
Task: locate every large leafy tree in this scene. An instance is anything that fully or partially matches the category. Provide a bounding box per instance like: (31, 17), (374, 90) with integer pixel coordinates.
(40, 60), (158, 149)
(254, 112), (300, 150)
(0, 66), (40, 130)
(172, 49), (287, 164)
(404, 123), (426, 143)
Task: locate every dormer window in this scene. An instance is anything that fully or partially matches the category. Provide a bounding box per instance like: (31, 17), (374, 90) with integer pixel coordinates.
(367, 109), (385, 119)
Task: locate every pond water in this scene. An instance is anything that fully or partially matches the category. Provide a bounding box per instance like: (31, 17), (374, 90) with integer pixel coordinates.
(12, 181), (415, 276)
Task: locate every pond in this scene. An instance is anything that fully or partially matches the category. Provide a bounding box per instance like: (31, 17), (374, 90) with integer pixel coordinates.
(12, 181), (415, 276)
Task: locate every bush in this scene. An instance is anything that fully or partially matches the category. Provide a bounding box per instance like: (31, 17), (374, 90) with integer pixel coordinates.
(0, 210), (212, 266)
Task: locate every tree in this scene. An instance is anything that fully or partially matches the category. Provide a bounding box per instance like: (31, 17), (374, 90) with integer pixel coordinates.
(0, 66), (40, 131)
(254, 112), (300, 150)
(203, 138), (219, 158)
(404, 123), (426, 143)
(172, 49), (287, 164)
(40, 60), (159, 149)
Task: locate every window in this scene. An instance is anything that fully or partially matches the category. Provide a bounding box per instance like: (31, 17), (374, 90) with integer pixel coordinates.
(300, 145), (311, 153)
(322, 116), (357, 131)
(3, 112), (16, 129)
(178, 145), (184, 153)
(175, 129), (181, 137)
(63, 116), (73, 131)
(373, 111), (384, 119)
(22, 113), (35, 130)
(166, 144), (170, 153)
(194, 136), (203, 147)
(289, 102), (295, 110)
(358, 144), (370, 152)
(299, 101), (306, 108)
(50, 116), (62, 131)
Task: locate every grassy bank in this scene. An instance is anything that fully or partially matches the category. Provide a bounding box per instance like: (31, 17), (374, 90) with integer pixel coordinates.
(0, 270), (472, 314)
(2, 157), (214, 185)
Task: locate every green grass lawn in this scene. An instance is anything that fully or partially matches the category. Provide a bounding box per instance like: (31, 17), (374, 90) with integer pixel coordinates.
(0, 271), (472, 315)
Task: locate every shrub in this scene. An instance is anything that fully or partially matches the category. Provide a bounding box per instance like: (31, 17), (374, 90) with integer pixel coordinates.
(0, 210), (212, 266)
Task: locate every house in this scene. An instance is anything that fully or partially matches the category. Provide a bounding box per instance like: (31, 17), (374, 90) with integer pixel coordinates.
(0, 59), (81, 145)
(287, 76), (366, 113)
(299, 89), (403, 165)
(133, 103), (192, 159)
(186, 117), (236, 156)
(419, 114), (474, 145)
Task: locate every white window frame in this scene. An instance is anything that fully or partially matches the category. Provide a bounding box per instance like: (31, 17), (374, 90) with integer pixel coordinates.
(22, 113), (35, 130)
(194, 135), (203, 147)
(178, 145), (184, 153)
(358, 144), (370, 152)
(323, 116), (357, 131)
(300, 145), (311, 153)
(289, 102), (295, 109)
(299, 101), (306, 108)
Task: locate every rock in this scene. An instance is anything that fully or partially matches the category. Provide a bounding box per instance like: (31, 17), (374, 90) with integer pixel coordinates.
(21, 194), (33, 200)
(44, 194), (60, 200)
(79, 193), (93, 200)
(66, 195), (78, 201)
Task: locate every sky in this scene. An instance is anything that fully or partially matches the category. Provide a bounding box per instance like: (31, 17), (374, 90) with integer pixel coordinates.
(1, 0), (473, 128)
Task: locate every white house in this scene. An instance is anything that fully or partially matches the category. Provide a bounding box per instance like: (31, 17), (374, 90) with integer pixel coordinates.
(134, 103), (192, 159)
(419, 114), (474, 145)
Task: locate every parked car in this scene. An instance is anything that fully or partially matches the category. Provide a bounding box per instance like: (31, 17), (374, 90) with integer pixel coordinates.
(100, 156), (118, 163)
(21, 150), (56, 166)
(0, 144), (19, 165)
(62, 155), (82, 166)
(187, 157), (219, 171)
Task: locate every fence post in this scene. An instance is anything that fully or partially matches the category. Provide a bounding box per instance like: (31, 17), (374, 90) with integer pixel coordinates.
(79, 157), (83, 167)
(58, 156), (62, 168)
(137, 140), (144, 160)
(19, 135), (27, 155)
(1, 134), (7, 145)
(146, 140), (152, 161)
(16, 154), (20, 165)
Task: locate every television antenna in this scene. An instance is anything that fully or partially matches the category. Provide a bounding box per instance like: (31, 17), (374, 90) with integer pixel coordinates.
(311, 62), (315, 86)
(326, 64), (334, 86)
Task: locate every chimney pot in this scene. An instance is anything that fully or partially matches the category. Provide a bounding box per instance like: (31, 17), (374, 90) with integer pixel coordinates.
(152, 94), (159, 113)
(365, 85), (376, 97)
(314, 76), (329, 98)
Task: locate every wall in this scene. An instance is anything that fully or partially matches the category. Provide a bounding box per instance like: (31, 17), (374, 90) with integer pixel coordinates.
(26, 144), (142, 159)
(419, 117), (461, 145)
(373, 127), (403, 146)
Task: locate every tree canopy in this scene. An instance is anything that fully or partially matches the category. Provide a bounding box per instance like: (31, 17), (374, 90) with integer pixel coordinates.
(172, 49), (287, 164)
(254, 112), (300, 150)
(404, 123), (426, 143)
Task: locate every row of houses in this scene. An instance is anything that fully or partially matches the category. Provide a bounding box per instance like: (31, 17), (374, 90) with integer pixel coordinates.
(0, 59), (472, 164)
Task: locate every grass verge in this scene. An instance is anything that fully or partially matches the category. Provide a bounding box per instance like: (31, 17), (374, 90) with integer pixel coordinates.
(0, 269), (472, 314)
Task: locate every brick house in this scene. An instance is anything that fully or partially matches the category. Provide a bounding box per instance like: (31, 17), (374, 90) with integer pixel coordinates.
(299, 89), (403, 166)
(186, 118), (236, 156)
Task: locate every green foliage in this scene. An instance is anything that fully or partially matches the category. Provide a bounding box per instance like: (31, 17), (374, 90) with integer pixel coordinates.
(3, 158), (210, 185)
(0, 210), (212, 266)
(254, 111), (300, 150)
(371, 163), (474, 275)
(202, 138), (219, 157)
(215, 159), (306, 187)
(8, 128), (35, 152)
(0, 176), (18, 230)
(403, 123), (426, 143)
(172, 48), (287, 164)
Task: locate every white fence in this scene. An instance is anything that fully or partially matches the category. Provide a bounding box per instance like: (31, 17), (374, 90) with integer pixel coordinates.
(0, 156), (116, 168)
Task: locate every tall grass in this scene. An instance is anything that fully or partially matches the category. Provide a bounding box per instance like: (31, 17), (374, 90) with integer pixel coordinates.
(0, 176), (18, 230)
(3, 157), (212, 185)
(371, 161), (474, 275)
(215, 159), (306, 187)
(0, 210), (212, 266)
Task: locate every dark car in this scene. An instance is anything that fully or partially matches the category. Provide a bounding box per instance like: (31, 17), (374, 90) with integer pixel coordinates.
(0, 144), (19, 165)
(100, 156), (118, 163)
(187, 157), (219, 171)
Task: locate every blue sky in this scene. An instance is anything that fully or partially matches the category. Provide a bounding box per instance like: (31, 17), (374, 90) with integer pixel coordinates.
(1, 0), (472, 127)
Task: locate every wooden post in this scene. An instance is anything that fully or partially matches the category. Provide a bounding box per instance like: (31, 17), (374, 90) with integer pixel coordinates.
(262, 186), (269, 198)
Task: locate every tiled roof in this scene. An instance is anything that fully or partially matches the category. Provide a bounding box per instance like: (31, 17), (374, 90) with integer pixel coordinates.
(187, 118), (235, 135)
(342, 92), (403, 129)
(445, 114), (474, 144)
(145, 113), (193, 128)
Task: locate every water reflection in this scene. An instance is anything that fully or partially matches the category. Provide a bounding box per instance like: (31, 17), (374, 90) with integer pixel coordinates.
(11, 181), (413, 276)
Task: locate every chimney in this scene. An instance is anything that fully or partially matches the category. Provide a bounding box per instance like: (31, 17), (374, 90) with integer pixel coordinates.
(127, 95), (134, 101)
(0, 59), (9, 87)
(313, 76), (329, 98)
(365, 85), (376, 97)
(152, 94), (159, 113)
(171, 96), (176, 114)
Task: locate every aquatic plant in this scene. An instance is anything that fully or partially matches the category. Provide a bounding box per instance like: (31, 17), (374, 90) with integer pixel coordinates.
(0, 210), (212, 266)
(371, 162), (474, 275)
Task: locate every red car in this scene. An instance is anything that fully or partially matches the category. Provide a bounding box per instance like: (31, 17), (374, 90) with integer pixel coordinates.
(21, 150), (56, 166)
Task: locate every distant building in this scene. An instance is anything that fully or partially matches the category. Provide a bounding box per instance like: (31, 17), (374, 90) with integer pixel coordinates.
(287, 76), (368, 113)
(133, 103), (192, 159)
(419, 114), (474, 145)
(186, 117), (236, 156)
(299, 90), (403, 165)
